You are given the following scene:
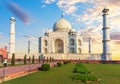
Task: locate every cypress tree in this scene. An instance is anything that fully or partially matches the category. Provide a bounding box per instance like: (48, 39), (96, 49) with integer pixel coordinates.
(38, 56), (40, 63)
(1, 56), (4, 63)
(11, 53), (15, 65)
(24, 54), (27, 65)
(32, 55), (35, 64)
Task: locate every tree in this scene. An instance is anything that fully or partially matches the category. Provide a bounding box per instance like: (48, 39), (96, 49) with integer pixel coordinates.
(29, 56), (31, 63)
(38, 56), (40, 63)
(11, 53), (15, 65)
(32, 55), (35, 64)
(24, 54), (27, 65)
(1, 56), (4, 63)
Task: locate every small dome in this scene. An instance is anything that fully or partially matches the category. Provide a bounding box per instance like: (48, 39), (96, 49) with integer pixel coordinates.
(70, 29), (76, 32)
(10, 17), (15, 21)
(45, 29), (52, 33)
(53, 17), (72, 31)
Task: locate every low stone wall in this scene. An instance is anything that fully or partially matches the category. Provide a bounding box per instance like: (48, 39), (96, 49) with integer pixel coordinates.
(53, 60), (120, 64)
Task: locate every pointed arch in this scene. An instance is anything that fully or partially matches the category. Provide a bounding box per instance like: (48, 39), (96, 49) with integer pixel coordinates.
(70, 47), (74, 53)
(44, 48), (47, 53)
(44, 40), (48, 46)
(78, 48), (81, 54)
(70, 39), (74, 45)
(54, 39), (64, 53)
(78, 39), (81, 46)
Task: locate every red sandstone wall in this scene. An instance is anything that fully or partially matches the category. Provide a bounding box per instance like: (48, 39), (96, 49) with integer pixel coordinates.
(0, 47), (8, 59)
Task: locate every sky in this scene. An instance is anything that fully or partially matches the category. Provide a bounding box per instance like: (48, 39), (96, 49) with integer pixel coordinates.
(0, 0), (120, 60)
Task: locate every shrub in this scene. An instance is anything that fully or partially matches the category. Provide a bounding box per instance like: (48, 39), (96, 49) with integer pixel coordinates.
(73, 62), (99, 83)
(73, 67), (90, 74)
(63, 61), (70, 64)
(74, 74), (97, 82)
(76, 62), (84, 67)
(41, 63), (50, 71)
(57, 62), (62, 67)
(73, 62), (90, 74)
(11, 53), (15, 65)
(38, 56), (40, 63)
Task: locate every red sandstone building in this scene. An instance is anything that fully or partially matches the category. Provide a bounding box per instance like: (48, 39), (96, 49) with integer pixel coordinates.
(0, 46), (8, 59)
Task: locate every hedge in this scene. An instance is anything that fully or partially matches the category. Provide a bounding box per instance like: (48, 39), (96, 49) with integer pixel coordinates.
(41, 63), (50, 71)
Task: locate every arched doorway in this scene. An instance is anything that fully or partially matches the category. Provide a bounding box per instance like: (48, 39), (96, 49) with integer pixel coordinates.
(44, 48), (47, 53)
(78, 39), (81, 46)
(54, 39), (64, 53)
(70, 39), (74, 45)
(78, 48), (81, 54)
(44, 40), (48, 46)
(70, 47), (74, 53)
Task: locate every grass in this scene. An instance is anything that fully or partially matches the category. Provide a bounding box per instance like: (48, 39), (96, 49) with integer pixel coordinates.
(1, 63), (78, 84)
(85, 63), (120, 84)
(1, 63), (120, 84)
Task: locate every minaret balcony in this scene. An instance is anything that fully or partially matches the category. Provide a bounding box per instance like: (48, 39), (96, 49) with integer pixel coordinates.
(102, 40), (110, 42)
(102, 27), (110, 30)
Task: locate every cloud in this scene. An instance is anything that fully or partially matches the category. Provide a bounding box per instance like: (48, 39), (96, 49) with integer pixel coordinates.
(113, 41), (120, 45)
(64, 5), (77, 14)
(44, 0), (55, 4)
(0, 32), (3, 38)
(24, 35), (38, 40)
(56, 0), (90, 14)
(110, 0), (120, 6)
(79, 28), (102, 44)
(5, 0), (30, 24)
(0, 32), (8, 46)
(81, 29), (120, 44)
(41, 5), (46, 8)
(56, 0), (78, 14)
(17, 33), (38, 40)
(111, 32), (120, 40)
(0, 43), (8, 47)
(42, 0), (120, 45)
(42, 0), (120, 33)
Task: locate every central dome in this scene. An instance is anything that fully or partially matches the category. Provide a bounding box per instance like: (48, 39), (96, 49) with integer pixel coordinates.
(53, 17), (72, 31)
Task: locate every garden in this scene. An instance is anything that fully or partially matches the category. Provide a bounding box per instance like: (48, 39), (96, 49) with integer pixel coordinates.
(1, 62), (120, 84)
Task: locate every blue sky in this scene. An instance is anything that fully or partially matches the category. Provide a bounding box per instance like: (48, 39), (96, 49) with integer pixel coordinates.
(0, 0), (120, 59)
(0, 0), (95, 36)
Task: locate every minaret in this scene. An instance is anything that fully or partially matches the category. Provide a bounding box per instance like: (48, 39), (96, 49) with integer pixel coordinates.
(102, 8), (112, 60)
(88, 37), (91, 54)
(9, 17), (16, 58)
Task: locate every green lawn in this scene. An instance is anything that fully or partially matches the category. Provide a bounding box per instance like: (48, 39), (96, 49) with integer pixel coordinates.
(85, 63), (120, 84)
(1, 63), (120, 84)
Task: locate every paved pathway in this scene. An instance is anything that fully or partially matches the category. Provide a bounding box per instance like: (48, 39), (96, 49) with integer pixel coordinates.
(0, 64), (41, 78)
(0, 62), (57, 79)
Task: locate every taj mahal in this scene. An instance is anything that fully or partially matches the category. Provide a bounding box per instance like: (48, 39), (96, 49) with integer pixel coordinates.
(38, 8), (112, 61)
(39, 15), (82, 54)
(8, 8), (112, 61)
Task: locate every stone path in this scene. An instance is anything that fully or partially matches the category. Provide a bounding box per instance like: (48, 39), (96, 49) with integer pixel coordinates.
(0, 64), (40, 78)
